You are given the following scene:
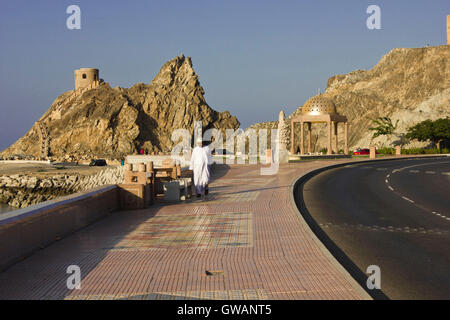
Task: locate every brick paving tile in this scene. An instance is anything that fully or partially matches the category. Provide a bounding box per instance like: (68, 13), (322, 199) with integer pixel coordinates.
(0, 160), (371, 300)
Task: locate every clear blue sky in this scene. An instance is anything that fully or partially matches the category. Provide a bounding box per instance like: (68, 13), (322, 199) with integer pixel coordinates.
(0, 0), (449, 150)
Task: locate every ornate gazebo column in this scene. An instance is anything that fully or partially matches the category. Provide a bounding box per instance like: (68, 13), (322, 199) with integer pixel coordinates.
(333, 121), (338, 154)
(327, 121), (332, 155)
(344, 122), (349, 155)
(290, 120), (295, 154)
(307, 122), (312, 154)
(300, 121), (304, 155)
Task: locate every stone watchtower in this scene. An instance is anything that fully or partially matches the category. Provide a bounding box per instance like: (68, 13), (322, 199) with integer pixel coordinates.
(74, 68), (99, 91)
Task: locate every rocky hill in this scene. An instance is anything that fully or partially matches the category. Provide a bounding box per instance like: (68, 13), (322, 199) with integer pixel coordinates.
(251, 45), (450, 151)
(1, 54), (239, 160)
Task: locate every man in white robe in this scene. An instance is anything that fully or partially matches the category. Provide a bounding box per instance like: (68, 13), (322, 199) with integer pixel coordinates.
(202, 143), (213, 195)
(189, 139), (210, 197)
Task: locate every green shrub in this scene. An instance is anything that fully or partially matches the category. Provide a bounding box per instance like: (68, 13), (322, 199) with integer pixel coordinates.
(377, 147), (395, 155)
(402, 148), (418, 155)
(400, 147), (449, 155)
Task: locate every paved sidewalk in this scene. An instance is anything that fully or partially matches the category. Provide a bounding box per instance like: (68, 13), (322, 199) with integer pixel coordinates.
(0, 161), (368, 300)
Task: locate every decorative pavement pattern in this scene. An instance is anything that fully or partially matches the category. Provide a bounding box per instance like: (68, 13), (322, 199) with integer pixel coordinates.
(0, 161), (367, 300)
(197, 191), (260, 204)
(112, 212), (253, 250)
(65, 289), (269, 300)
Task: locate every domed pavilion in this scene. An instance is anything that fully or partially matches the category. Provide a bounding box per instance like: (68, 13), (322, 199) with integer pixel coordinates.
(290, 92), (348, 155)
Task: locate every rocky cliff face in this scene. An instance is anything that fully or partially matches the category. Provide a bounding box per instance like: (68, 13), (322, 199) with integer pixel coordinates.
(1, 55), (240, 159)
(250, 45), (450, 151)
(323, 45), (449, 149)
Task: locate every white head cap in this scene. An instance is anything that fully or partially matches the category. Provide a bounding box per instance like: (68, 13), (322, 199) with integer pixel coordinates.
(196, 138), (203, 146)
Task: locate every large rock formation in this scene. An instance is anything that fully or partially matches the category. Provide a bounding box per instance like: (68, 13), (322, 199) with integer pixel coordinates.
(249, 45), (450, 151)
(1, 55), (240, 159)
(324, 45), (449, 149)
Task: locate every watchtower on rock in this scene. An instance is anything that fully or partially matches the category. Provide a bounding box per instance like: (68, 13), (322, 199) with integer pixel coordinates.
(74, 68), (99, 91)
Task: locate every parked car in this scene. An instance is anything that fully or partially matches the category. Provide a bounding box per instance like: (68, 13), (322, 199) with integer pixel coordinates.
(353, 148), (379, 155)
(89, 159), (107, 166)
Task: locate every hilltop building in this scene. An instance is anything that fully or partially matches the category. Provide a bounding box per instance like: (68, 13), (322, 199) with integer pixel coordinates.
(74, 68), (100, 90)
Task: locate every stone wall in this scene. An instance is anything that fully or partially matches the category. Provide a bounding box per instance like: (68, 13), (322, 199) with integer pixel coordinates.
(0, 185), (119, 271)
(126, 155), (190, 168)
(0, 166), (125, 208)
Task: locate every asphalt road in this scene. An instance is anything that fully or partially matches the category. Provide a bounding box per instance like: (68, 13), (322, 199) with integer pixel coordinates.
(299, 157), (450, 300)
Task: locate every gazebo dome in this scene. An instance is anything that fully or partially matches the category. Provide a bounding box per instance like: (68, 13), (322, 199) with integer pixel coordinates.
(301, 94), (337, 115)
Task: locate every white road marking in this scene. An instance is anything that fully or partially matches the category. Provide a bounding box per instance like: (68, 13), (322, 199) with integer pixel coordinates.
(381, 160), (450, 222)
(318, 223), (449, 235)
(395, 160), (450, 172)
(385, 160), (450, 222)
(429, 212), (449, 221)
(402, 196), (415, 203)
